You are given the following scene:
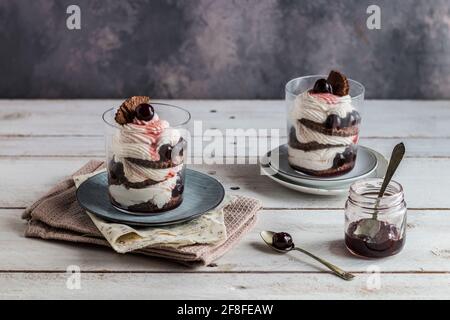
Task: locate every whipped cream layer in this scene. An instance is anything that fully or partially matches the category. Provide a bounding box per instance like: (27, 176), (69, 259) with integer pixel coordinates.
(295, 122), (358, 146)
(288, 90), (359, 172)
(109, 106), (186, 211)
(111, 114), (182, 163)
(109, 175), (178, 209)
(288, 145), (347, 171)
(290, 91), (354, 124)
(122, 158), (183, 183)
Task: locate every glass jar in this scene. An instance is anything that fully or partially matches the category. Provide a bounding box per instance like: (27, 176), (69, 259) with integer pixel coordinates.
(345, 178), (407, 258)
(285, 75), (365, 177)
(102, 103), (190, 215)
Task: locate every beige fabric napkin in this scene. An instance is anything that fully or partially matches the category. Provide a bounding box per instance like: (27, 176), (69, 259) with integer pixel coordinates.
(22, 161), (261, 266)
(74, 168), (230, 253)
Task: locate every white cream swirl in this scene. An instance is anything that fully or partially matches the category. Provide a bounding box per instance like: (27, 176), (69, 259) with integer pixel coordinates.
(288, 90), (359, 172)
(295, 122), (357, 145)
(122, 159), (183, 183)
(111, 113), (182, 163)
(157, 128), (182, 150)
(290, 91), (354, 124)
(109, 175), (178, 209)
(288, 145), (347, 171)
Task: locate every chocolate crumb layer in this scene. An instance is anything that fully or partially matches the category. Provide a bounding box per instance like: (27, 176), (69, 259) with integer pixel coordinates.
(125, 138), (187, 169)
(299, 118), (359, 137)
(290, 160), (356, 177)
(126, 157), (181, 169)
(108, 159), (181, 189)
(289, 141), (345, 151)
(111, 195), (183, 214)
(288, 127), (345, 151)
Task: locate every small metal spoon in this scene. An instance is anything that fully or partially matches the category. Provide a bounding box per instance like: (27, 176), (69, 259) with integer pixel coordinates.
(373, 142), (406, 220)
(378, 142), (406, 199)
(260, 231), (355, 281)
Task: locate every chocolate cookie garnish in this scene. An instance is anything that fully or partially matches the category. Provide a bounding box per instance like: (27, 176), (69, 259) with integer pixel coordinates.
(115, 96), (151, 125)
(327, 70), (349, 97)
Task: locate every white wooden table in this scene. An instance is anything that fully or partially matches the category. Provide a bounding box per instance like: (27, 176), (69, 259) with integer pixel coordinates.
(1, 100), (450, 299)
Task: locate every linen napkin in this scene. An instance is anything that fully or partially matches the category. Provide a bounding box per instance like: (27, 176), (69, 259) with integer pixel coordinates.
(74, 168), (231, 253)
(22, 160), (262, 266)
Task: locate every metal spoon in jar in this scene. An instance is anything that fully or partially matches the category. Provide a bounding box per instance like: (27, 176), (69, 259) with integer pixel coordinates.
(373, 142), (406, 220)
(260, 231), (355, 281)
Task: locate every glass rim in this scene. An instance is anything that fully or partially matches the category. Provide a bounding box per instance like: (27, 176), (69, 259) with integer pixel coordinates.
(102, 102), (191, 129)
(285, 75), (365, 100)
(350, 178), (404, 202)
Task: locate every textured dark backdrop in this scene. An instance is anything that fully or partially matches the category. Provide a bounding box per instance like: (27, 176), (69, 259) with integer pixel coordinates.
(1, 0), (449, 99)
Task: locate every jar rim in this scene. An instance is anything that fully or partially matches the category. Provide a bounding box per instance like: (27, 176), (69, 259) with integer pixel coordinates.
(285, 75), (365, 100)
(102, 102), (191, 129)
(350, 178), (404, 200)
(348, 178), (405, 214)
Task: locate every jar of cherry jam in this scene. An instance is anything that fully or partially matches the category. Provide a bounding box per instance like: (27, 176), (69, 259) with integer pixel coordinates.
(345, 178), (407, 258)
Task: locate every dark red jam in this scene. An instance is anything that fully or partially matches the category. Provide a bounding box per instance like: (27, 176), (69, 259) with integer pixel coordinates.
(345, 219), (405, 258)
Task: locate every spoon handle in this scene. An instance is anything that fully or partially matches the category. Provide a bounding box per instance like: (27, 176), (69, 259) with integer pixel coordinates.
(293, 247), (355, 281)
(378, 142), (406, 198)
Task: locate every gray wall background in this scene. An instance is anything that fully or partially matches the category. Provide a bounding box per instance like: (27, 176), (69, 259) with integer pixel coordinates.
(1, 0), (449, 99)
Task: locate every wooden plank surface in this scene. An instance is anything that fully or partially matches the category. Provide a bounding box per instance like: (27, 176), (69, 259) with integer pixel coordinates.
(1, 273), (449, 299)
(2, 209), (450, 273)
(1, 99), (449, 300)
(0, 157), (448, 209)
(0, 100), (449, 137)
(1, 136), (449, 158)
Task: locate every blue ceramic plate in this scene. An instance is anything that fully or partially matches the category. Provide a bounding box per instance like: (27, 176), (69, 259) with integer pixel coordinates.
(268, 144), (378, 188)
(76, 169), (225, 227)
(260, 146), (388, 195)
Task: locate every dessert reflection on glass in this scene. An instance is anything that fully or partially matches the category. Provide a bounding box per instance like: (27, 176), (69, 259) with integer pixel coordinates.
(286, 71), (364, 177)
(103, 96), (190, 214)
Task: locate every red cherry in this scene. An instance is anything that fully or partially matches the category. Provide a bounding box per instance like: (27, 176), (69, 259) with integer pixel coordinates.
(135, 104), (154, 121)
(272, 232), (294, 250)
(312, 79), (333, 94)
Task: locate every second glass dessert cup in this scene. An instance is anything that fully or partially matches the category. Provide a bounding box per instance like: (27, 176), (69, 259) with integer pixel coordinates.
(103, 103), (191, 215)
(285, 75), (365, 177)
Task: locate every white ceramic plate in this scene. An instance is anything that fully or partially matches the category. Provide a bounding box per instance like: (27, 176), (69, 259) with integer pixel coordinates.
(269, 145), (378, 188)
(260, 147), (388, 196)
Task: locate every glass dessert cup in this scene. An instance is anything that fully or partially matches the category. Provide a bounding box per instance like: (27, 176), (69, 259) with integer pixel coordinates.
(285, 75), (365, 177)
(344, 178), (407, 258)
(103, 103), (191, 215)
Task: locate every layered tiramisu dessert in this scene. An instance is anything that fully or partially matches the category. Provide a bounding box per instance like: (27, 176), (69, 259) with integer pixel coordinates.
(107, 96), (186, 213)
(288, 71), (361, 176)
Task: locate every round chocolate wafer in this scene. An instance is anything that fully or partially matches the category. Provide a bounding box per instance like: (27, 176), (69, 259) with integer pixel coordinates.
(115, 96), (151, 125)
(327, 70), (350, 97)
